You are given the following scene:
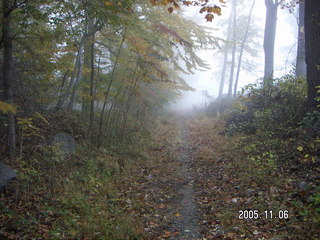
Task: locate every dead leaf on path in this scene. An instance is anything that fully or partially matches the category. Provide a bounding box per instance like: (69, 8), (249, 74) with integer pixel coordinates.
(174, 212), (181, 217)
(251, 182), (258, 187)
(162, 230), (171, 238)
(226, 232), (238, 239)
(290, 223), (303, 231)
(159, 203), (166, 209)
(209, 220), (218, 225)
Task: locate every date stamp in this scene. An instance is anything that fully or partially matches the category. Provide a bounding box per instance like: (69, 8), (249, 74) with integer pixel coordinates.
(238, 210), (289, 220)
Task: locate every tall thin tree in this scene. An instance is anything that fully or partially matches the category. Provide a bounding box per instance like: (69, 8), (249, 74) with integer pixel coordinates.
(234, 0), (255, 97)
(295, 0), (306, 78)
(218, 7), (233, 99)
(263, 0), (279, 86)
(227, 0), (237, 98)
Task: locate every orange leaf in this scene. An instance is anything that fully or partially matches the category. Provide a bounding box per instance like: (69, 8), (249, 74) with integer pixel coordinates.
(159, 203), (166, 209)
(162, 230), (171, 237)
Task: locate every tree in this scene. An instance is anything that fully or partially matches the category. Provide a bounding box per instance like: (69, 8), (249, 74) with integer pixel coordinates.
(263, 0), (279, 86)
(233, 0), (255, 97)
(0, 0), (224, 156)
(304, 0), (320, 109)
(2, 0), (18, 155)
(227, 0), (237, 98)
(218, 8), (233, 99)
(295, 0), (306, 78)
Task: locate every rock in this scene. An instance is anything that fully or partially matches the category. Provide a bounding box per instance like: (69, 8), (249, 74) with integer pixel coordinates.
(299, 181), (308, 190)
(0, 163), (17, 192)
(51, 133), (76, 157)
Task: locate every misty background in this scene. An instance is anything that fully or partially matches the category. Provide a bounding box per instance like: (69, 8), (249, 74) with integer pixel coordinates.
(169, 1), (298, 113)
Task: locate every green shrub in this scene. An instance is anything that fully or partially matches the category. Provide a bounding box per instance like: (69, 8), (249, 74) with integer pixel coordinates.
(226, 74), (307, 135)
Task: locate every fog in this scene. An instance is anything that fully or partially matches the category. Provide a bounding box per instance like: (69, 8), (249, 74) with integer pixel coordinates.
(168, 1), (298, 113)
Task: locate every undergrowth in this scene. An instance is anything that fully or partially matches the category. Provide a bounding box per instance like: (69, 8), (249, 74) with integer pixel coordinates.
(0, 111), (150, 239)
(223, 75), (320, 238)
(194, 74), (320, 239)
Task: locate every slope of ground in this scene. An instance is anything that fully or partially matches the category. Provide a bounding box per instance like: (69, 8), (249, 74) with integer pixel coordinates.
(1, 114), (319, 239)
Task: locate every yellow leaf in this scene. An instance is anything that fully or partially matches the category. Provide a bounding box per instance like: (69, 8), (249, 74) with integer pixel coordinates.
(34, 112), (50, 126)
(174, 212), (180, 217)
(297, 146), (304, 151)
(0, 101), (17, 114)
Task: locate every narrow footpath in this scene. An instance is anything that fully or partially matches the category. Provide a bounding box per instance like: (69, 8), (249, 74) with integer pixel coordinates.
(120, 117), (318, 239)
(121, 119), (205, 239)
(168, 124), (201, 239)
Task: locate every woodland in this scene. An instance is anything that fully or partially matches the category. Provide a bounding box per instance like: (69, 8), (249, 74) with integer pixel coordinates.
(0, 0), (319, 239)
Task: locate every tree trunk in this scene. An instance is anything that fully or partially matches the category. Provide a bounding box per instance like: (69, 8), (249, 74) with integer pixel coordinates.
(56, 38), (85, 110)
(227, 0), (237, 98)
(120, 71), (140, 136)
(97, 30), (126, 148)
(305, 0), (320, 109)
(296, 0), (306, 78)
(80, 17), (93, 114)
(234, 0), (255, 97)
(67, 46), (83, 110)
(2, 0), (16, 155)
(88, 34), (96, 146)
(218, 8), (233, 99)
(263, 0), (278, 86)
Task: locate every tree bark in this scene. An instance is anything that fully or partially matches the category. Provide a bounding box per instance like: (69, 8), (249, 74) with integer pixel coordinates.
(234, 0), (255, 97)
(296, 0), (306, 78)
(263, 0), (278, 86)
(227, 0), (237, 98)
(56, 38), (85, 110)
(305, 0), (320, 109)
(97, 30), (126, 148)
(2, 0), (16, 155)
(120, 70), (140, 137)
(88, 33), (96, 145)
(218, 8), (233, 99)
(67, 46), (83, 110)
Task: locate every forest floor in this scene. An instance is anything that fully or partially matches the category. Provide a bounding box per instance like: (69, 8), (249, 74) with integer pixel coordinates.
(1, 115), (319, 239)
(118, 115), (319, 240)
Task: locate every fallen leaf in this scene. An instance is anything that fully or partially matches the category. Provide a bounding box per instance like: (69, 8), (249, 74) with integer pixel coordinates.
(162, 230), (171, 237)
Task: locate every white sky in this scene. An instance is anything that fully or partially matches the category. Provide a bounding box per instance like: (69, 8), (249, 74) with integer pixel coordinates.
(169, 0), (298, 112)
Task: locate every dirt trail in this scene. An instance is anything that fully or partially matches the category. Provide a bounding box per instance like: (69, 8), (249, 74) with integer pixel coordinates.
(168, 123), (201, 239)
(128, 119), (205, 239)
